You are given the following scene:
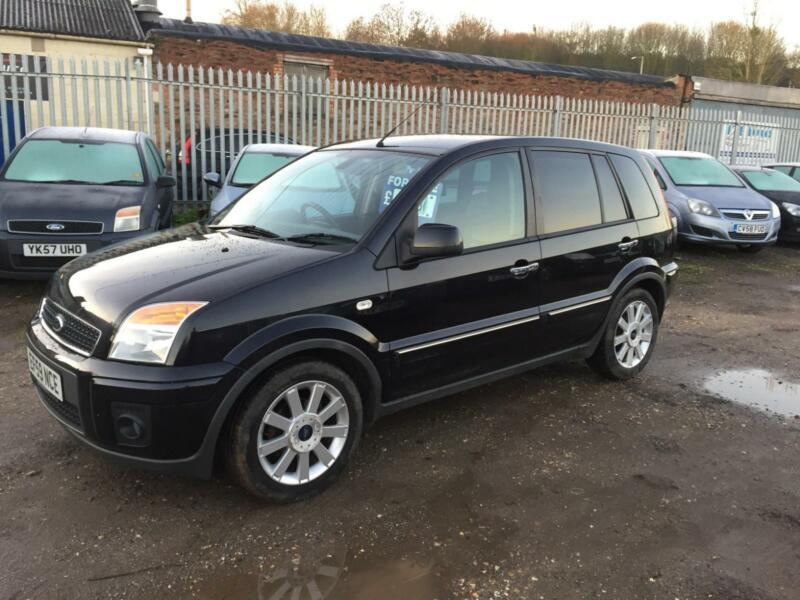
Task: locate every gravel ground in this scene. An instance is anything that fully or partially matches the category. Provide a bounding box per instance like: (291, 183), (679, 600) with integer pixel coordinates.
(1, 243), (799, 600)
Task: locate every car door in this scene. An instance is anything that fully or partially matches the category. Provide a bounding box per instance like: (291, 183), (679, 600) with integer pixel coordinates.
(529, 149), (642, 354)
(382, 150), (543, 400)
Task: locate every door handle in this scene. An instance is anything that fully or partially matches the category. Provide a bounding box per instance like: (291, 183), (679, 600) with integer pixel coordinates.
(618, 240), (639, 253)
(510, 262), (539, 278)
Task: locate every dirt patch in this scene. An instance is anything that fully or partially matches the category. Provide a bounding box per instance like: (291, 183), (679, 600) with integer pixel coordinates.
(1, 244), (800, 599)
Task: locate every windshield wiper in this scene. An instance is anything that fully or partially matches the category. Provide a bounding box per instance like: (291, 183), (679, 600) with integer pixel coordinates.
(99, 179), (142, 186)
(209, 224), (282, 238)
(285, 232), (358, 245)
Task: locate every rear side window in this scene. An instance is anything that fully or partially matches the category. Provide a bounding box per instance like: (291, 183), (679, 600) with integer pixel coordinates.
(591, 155), (628, 222)
(644, 156), (667, 190)
(609, 155), (660, 219)
(530, 151), (601, 234)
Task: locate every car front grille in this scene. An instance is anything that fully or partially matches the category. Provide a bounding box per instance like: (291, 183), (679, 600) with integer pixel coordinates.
(730, 231), (769, 241)
(7, 220), (103, 234)
(721, 210), (770, 221)
(38, 387), (82, 430)
(41, 299), (101, 356)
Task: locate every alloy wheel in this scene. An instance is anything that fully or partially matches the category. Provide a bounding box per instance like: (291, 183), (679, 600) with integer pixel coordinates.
(257, 380), (350, 486)
(613, 300), (654, 369)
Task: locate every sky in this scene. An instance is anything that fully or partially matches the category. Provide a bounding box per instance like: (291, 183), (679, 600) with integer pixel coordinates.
(161, 0), (800, 48)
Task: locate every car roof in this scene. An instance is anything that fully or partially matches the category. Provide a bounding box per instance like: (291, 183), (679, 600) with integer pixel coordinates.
(241, 143), (316, 154)
(730, 165), (770, 172)
(641, 149), (714, 159)
(763, 162), (800, 167)
(27, 126), (140, 144)
(327, 134), (641, 157)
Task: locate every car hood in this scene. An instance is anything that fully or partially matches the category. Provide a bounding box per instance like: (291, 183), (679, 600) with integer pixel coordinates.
(48, 223), (338, 326)
(674, 184), (772, 209)
(750, 190), (800, 205)
(208, 184), (248, 217)
(0, 181), (146, 229)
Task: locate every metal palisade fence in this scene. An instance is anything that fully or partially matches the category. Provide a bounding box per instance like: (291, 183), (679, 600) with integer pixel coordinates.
(2, 54), (800, 208)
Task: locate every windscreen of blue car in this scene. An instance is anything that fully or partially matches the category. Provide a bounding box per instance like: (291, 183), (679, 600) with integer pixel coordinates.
(2, 139), (145, 185)
(216, 149), (431, 242)
(231, 152), (298, 186)
(658, 156), (743, 187)
(742, 169), (800, 192)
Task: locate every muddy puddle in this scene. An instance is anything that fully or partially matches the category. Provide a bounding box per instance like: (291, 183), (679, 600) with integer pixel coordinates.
(704, 369), (800, 418)
(193, 545), (443, 600)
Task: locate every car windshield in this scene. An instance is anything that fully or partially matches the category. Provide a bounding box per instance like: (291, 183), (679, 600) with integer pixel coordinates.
(2, 139), (144, 185)
(658, 156), (743, 187)
(741, 169), (800, 192)
(214, 149), (432, 243)
(231, 151), (299, 187)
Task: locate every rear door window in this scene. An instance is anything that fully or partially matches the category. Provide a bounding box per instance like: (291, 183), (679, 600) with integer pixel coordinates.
(530, 150), (602, 234)
(591, 155), (628, 223)
(609, 155), (660, 219)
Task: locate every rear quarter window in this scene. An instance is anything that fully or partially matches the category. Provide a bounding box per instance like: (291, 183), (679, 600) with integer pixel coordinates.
(609, 155), (660, 219)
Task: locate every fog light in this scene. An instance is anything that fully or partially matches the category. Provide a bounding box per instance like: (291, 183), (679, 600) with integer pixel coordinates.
(111, 402), (151, 447)
(116, 414), (145, 441)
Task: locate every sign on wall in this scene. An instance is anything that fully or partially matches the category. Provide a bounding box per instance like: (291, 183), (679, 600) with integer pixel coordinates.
(2, 54), (49, 101)
(718, 121), (779, 165)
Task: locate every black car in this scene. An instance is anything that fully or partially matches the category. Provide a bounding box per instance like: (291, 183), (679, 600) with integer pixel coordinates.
(732, 166), (800, 242)
(26, 135), (677, 502)
(0, 127), (176, 279)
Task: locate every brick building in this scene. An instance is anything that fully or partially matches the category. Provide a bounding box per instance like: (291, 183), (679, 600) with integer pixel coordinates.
(148, 18), (692, 107)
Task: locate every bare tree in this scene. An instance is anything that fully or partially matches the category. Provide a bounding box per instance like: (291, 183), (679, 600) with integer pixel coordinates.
(222, 0), (330, 37)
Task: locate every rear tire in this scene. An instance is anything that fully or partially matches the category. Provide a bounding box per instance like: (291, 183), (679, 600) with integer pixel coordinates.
(587, 288), (660, 380)
(226, 361), (363, 502)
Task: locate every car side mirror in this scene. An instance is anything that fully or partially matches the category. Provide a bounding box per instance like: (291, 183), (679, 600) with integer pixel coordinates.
(203, 172), (222, 188)
(407, 223), (463, 261)
(156, 174), (176, 189)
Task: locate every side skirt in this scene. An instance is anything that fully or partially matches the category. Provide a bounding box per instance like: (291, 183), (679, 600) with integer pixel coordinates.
(376, 343), (594, 418)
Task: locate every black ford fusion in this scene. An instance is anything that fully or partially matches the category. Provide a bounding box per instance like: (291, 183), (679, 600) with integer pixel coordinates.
(0, 127), (176, 279)
(27, 135), (677, 502)
(732, 166), (800, 242)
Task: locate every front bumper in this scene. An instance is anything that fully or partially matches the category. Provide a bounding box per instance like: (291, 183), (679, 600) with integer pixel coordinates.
(0, 229), (146, 279)
(26, 318), (239, 478)
(678, 213), (780, 246)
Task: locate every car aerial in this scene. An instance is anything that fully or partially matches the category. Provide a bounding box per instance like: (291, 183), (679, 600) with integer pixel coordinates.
(762, 162), (800, 183)
(26, 134), (677, 502)
(732, 166), (800, 243)
(640, 150), (780, 253)
(0, 127), (176, 279)
(204, 143), (315, 218)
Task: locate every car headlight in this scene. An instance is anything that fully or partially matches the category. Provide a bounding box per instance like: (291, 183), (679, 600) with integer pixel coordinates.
(687, 198), (720, 217)
(114, 206), (141, 232)
(109, 301), (207, 364)
(781, 202), (800, 217)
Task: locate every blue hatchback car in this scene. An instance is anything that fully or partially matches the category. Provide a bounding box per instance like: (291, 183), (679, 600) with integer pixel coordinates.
(204, 144), (315, 218)
(641, 150), (780, 252)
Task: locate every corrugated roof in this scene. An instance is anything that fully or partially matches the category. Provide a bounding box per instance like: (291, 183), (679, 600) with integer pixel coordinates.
(154, 18), (673, 88)
(0, 0), (145, 42)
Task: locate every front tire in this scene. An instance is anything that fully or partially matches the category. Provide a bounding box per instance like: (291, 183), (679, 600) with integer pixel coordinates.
(227, 361), (363, 502)
(587, 288), (660, 380)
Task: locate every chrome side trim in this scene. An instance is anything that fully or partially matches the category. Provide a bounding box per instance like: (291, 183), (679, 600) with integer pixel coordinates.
(548, 296), (612, 316)
(395, 315), (541, 355)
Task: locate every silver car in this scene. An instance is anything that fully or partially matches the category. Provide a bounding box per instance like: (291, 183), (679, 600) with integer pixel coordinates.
(640, 150), (780, 253)
(205, 144), (315, 218)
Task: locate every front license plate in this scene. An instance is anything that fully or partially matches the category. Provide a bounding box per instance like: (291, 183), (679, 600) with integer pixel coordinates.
(733, 223), (768, 234)
(27, 347), (63, 401)
(22, 243), (87, 257)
